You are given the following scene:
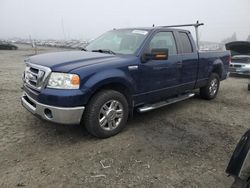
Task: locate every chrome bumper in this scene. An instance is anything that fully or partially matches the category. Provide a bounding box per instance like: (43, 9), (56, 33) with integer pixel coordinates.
(21, 93), (85, 125)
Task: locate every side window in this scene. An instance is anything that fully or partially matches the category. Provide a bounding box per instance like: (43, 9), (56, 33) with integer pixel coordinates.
(179, 32), (193, 53)
(147, 32), (177, 55)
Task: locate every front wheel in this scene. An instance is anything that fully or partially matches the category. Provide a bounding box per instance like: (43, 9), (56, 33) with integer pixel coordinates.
(83, 90), (129, 138)
(200, 73), (220, 100)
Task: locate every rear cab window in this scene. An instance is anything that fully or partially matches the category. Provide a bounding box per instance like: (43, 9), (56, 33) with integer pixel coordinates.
(179, 32), (193, 53)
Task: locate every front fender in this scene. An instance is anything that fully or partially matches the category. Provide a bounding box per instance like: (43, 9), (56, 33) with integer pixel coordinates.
(83, 68), (136, 97)
(226, 129), (250, 181)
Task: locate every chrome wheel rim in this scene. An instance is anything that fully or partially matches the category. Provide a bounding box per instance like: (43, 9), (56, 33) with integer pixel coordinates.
(99, 100), (124, 131)
(209, 78), (218, 96)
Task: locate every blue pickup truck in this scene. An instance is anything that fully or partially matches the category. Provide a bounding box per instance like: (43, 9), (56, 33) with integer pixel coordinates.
(21, 26), (230, 138)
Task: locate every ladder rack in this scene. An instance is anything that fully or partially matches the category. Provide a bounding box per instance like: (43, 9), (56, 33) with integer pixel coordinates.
(160, 20), (204, 50)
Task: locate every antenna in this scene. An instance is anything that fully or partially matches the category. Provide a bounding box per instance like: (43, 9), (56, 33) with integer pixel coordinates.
(161, 20), (204, 50)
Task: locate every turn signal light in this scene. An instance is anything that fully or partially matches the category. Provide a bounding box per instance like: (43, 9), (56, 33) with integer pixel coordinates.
(71, 75), (80, 85)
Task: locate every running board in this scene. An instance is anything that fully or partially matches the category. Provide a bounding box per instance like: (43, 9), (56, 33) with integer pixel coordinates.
(137, 93), (195, 113)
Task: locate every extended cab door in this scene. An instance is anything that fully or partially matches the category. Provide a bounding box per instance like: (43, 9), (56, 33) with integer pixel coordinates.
(176, 31), (199, 91)
(134, 31), (182, 104)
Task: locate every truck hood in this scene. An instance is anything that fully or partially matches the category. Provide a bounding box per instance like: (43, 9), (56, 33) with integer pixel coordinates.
(27, 51), (122, 72)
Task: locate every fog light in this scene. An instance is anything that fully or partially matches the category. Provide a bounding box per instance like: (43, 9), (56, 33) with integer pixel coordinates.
(44, 108), (53, 119)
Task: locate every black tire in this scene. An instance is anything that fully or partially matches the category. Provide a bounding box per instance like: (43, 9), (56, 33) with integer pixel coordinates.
(248, 83), (250, 91)
(200, 73), (220, 100)
(83, 90), (129, 138)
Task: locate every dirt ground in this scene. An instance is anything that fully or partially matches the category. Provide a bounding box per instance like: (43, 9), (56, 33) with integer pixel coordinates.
(0, 45), (249, 188)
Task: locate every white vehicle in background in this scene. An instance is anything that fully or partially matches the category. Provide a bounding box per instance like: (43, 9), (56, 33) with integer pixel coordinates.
(226, 41), (250, 76)
(230, 55), (250, 75)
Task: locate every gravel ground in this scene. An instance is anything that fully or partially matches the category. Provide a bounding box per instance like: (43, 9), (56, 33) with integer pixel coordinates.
(0, 45), (249, 188)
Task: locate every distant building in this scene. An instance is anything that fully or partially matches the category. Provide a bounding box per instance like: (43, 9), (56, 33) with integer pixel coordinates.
(200, 41), (225, 51)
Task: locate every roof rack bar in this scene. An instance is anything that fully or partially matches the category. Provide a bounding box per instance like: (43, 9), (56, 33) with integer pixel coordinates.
(162, 21), (204, 50)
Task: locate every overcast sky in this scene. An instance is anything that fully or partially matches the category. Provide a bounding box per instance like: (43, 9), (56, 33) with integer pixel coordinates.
(1, 0), (249, 42)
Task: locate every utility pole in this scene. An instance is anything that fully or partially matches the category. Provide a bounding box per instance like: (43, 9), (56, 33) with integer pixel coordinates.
(61, 17), (66, 40)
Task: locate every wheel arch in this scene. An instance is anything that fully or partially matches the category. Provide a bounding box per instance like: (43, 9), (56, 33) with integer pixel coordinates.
(90, 81), (134, 109)
(81, 68), (135, 102)
(84, 77), (135, 117)
(212, 59), (224, 79)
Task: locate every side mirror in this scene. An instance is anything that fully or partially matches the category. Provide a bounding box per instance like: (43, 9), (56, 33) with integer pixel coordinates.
(226, 129), (250, 181)
(142, 48), (169, 63)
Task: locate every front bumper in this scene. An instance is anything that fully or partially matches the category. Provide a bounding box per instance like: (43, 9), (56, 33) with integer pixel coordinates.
(21, 92), (85, 125)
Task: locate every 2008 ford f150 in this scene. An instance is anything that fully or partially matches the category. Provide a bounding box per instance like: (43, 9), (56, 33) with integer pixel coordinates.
(21, 25), (230, 138)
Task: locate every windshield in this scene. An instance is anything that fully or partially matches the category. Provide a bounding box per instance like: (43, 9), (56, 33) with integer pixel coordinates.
(86, 29), (149, 55)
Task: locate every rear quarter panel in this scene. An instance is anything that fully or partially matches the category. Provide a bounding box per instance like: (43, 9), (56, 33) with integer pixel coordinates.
(196, 51), (230, 87)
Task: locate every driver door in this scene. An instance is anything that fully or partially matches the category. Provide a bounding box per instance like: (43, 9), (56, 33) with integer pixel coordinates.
(135, 31), (182, 104)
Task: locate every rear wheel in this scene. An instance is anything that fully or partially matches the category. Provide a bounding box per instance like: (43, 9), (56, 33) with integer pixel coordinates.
(200, 73), (220, 100)
(83, 90), (129, 138)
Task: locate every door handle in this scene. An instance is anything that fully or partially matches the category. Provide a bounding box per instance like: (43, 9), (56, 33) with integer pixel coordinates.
(128, 65), (138, 70)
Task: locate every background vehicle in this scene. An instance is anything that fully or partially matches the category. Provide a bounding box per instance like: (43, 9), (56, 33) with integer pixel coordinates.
(226, 41), (250, 76)
(21, 23), (230, 138)
(226, 129), (250, 188)
(0, 41), (18, 50)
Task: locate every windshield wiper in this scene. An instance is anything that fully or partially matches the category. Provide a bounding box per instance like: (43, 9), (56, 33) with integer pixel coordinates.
(92, 49), (116, 55)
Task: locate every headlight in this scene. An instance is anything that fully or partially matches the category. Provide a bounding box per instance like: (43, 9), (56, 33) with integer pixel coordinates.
(47, 72), (80, 89)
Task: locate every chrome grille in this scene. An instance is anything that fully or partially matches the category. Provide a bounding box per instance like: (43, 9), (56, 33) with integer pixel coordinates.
(23, 63), (51, 91)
